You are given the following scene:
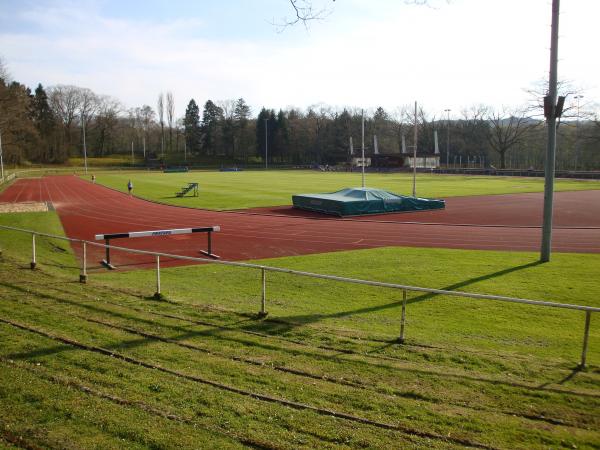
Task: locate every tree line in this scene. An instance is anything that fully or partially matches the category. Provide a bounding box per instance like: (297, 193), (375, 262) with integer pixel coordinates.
(1, 60), (599, 170)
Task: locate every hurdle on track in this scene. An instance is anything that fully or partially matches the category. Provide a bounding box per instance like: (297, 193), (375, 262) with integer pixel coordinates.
(95, 226), (221, 269)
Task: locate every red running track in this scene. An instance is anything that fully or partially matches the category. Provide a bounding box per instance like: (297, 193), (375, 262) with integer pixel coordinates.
(1, 176), (599, 269)
(243, 190), (600, 228)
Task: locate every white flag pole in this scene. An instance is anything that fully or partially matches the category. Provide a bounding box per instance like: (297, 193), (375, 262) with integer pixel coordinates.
(361, 109), (365, 189)
(412, 101), (418, 197)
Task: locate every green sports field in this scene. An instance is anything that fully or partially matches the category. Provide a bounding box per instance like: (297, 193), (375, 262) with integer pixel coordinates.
(88, 169), (600, 210)
(0, 209), (599, 448)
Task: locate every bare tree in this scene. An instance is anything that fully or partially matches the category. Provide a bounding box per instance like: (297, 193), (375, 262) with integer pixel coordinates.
(139, 105), (155, 157)
(0, 56), (10, 82)
(157, 92), (165, 158)
(77, 88), (98, 170)
(217, 99), (237, 157)
(454, 104), (491, 163)
(95, 96), (122, 156)
(175, 116), (184, 157)
(166, 91), (174, 153)
(525, 79), (584, 124)
(78, 88), (99, 129)
(217, 99), (237, 120)
(48, 85), (83, 154)
(486, 107), (537, 169)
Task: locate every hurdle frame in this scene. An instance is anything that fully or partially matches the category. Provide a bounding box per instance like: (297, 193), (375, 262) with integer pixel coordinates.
(95, 226), (220, 269)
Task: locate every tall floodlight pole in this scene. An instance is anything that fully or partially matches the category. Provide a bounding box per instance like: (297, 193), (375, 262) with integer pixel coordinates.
(0, 129), (4, 180)
(131, 141), (134, 165)
(444, 109), (451, 168)
(143, 136), (146, 159)
(361, 109), (365, 188)
(574, 95), (584, 171)
(412, 101), (418, 197)
(264, 119), (268, 169)
(540, 0), (560, 263)
(82, 114), (88, 175)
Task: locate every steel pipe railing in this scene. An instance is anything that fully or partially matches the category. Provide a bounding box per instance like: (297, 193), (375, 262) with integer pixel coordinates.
(0, 224), (597, 367)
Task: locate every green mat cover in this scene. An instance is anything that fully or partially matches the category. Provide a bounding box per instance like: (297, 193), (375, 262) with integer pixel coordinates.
(292, 187), (445, 216)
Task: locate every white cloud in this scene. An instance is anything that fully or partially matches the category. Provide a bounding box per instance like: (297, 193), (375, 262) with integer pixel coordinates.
(1, 0), (598, 118)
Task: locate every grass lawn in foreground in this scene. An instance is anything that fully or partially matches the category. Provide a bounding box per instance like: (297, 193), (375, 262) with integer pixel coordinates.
(1, 211), (599, 448)
(89, 169), (600, 210)
(95, 246), (600, 363)
(0, 211), (78, 276)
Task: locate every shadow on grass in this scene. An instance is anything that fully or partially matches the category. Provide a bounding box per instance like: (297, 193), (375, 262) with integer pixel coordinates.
(240, 260), (544, 336)
(0, 263), (599, 397)
(537, 366), (584, 389)
(3, 277), (599, 398)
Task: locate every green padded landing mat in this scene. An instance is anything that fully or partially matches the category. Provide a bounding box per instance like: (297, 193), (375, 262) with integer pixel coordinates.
(292, 187), (445, 216)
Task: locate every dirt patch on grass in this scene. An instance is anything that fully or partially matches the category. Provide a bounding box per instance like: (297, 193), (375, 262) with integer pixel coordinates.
(0, 202), (49, 213)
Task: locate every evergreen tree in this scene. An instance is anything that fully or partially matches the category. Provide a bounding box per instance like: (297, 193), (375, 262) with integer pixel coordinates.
(0, 79), (39, 164)
(184, 99), (201, 155)
(373, 106), (388, 121)
(200, 100), (224, 155)
(234, 98), (251, 123)
(330, 109), (352, 163)
(273, 109), (289, 162)
(255, 108), (271, 162)
(31, 84), (60, 161)
(234, 98), (252, 162)
(268, 110), (278, 161)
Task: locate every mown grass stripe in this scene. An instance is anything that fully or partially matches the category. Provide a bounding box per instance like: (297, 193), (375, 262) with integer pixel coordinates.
(0, 423), (42, 450)
(0, 358), (280, 450)
(4, 276), (598, 401)
(3, 287), (594, 432)
(82, 314), (582, 428)
(0, 316), (497, 450)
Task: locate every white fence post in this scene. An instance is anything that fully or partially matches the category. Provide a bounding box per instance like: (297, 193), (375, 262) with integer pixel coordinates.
(30, 234), (36, 269)
(399, 289), (407, 343)
(580, 311), (592, 368)
(79, 241), (88, 283)
(258, 268), (268, 317)
(154, 255), (161, 299)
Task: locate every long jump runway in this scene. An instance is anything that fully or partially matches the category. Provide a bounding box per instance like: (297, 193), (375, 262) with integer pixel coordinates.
(1, 176), (599, 269)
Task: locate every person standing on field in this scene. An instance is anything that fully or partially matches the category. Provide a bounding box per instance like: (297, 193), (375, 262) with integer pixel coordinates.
(127, 179), (133, 196)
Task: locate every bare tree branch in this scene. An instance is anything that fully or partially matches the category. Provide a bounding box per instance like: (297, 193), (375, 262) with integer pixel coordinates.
(486, 106), (538, 169)
(0, 56), (10, 82)
(166, 91), (175, 152)
(273, 0), (335, 31)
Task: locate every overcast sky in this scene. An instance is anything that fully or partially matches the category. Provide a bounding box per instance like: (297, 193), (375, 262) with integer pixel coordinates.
(0, 0), (598, 118)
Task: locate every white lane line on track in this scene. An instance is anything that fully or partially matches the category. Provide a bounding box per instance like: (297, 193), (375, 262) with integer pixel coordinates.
(216, 229), (600, 250)
(58, 203), (600, 251)
(38, 177), (600, 254)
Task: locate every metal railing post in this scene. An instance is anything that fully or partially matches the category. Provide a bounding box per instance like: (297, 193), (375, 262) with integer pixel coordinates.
(154, 255), (161, 299)
(258, 267), (267, 317)
(30, 234), (36, 269)
(580, 311), (592, 368)
(399, 289), (407, 343)
(105, 239), (110, 265)
(79, 241), (88, 283)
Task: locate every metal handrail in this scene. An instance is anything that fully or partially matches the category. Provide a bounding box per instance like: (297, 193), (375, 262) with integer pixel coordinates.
(1, 223), (598, 313)
(0, 223), (596, 367)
